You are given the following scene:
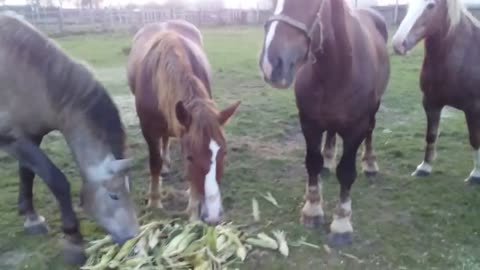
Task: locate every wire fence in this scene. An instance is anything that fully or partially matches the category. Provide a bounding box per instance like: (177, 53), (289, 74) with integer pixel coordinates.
(1, 4), (480, 36)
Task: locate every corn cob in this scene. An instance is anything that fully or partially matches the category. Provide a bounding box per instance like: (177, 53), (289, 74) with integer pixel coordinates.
(272, 230), (289, 257)
(256, 233), (279, 249)
(245, 238), (278, 250)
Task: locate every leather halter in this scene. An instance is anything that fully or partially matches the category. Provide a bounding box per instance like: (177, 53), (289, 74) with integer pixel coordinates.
(265, 1), (326, 62)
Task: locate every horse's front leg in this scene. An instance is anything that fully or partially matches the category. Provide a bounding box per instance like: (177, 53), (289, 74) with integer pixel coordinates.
(322, 131), (337, 176)
(412, 98), (442, 177)
(1, 136), (84, 264)
(464, 110), (480, 184)
(329, 125), (365, 247)
(300, 115), (325, 228)
(143, 130), (163, 209)
(362, 107), (379, 177)
(17, 134), (49, 235)
(160, 136), (171, 176)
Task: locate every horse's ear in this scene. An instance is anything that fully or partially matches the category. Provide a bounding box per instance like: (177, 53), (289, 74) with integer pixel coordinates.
(219, 101), (241, 126)
(176, 101), (191, 129)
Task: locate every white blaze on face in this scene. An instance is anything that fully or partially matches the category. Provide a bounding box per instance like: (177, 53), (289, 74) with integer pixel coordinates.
(392, 0), (434, 51)
(261, 0), (285, 80)
(204, 139), (222, 220)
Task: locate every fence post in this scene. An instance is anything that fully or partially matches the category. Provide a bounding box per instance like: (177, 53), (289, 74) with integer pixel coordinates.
(58, 7), (64, 34)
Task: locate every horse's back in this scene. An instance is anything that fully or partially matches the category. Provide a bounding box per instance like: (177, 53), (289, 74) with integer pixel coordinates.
(127, 20), (211, 96)
(357, 8), (388, 43)
(0, 14), (58, 136)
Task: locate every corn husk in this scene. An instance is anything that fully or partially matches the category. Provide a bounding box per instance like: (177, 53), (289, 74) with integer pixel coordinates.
(83, 216), (299, 269)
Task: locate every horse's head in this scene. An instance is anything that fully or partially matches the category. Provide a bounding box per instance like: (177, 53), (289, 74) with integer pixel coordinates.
(260, 0), (326, 89)
(392, 0), (449, 55)
(175, 100), (241, 225)
(82, 157), (139, 244)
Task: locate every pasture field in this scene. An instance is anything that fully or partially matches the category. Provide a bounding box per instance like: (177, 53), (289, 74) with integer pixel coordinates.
(0, 26), (479, 270)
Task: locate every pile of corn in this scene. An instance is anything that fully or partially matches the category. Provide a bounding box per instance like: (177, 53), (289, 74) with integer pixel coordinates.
(81, 219), (289, 270)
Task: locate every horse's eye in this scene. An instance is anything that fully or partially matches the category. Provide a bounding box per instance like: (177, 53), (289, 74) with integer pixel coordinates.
(426, 2), (435, 10)
(187, 156), (193, 162)
(109, 193), (119, 201)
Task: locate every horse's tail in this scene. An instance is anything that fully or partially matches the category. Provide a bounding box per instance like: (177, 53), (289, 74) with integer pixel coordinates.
(362, 8), (388, 43)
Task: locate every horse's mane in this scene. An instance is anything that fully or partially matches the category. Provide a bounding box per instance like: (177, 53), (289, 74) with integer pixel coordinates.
(446, 0), (480, 33)
(138, 30), (221, 147)
(0, 14), (125, 158)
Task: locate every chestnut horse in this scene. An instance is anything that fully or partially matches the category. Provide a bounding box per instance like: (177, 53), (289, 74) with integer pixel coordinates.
(127, 21), (240, 225)
(259, 0), (390, 246)
(393, 0), (480, 184)
(0, 12), (138, 264)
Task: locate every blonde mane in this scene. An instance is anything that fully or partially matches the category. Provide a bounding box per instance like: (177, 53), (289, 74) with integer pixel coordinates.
(138, 31), (221, 146)
(447, 0), (480, 33)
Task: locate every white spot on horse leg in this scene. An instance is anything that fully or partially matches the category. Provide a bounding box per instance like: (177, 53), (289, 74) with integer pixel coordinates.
(147, 176), (163, 209)
(261, 0), (285, 80)
(203, 139), (222, 223)
(187, 186), (201, 222)
(330, 200), (353, 234)
(412, 161), (433, 176)
(302, 184), (324, 217)
(392, 0), (432, 52)
(467, 149), (480, 179)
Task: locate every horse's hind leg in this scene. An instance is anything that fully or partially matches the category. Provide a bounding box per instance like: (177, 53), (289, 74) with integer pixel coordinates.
(464, 110), (480, 184)
(329, 124), (366, 247)
(413, 100), (442, 177)
(322, 131), (337, 176)
(144, 132), (163, 209)
(362, 109), (379, 177)
(299, 115), (325, 228)
(160, 136), (171, 176)
(18, 135), (49, 234)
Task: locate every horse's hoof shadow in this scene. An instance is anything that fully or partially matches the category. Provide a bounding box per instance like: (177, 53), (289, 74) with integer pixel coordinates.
(328, 232), (353, 247)
(412, 169), (430, 177)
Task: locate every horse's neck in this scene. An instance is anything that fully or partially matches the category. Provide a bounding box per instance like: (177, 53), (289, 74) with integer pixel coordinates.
(314, 0), (353, 81)
(425, 13), (471, 60)
(61, 115), (114, 181)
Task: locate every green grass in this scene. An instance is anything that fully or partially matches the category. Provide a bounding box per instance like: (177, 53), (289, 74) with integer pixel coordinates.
(1, 26), (480, 270)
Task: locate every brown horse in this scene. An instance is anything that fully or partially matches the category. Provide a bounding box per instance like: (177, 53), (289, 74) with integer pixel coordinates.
(393, 0), (480, 184)
(0, 12), (138, 264)
(259, 0), (390, 246)
(127, 21), (240, 225)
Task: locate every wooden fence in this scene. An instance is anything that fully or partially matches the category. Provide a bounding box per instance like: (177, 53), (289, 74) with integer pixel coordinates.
(1, 4), (480, 35)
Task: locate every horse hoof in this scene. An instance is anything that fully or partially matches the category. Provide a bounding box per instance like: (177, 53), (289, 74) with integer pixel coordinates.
(301, 214), (324, 229)
(24, 216), (49, 235)
(412, 169), (430, 177)
(62, 241), (87, 265)
(147, 199), (163, 209)
(321, 167), (331, 178)
(328, 232), (353, 247)
(364, 170), (378, 178)
(465, 176), (480, 185)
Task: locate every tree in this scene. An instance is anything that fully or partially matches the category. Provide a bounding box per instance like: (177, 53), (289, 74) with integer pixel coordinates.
(80, 0), (104, 9)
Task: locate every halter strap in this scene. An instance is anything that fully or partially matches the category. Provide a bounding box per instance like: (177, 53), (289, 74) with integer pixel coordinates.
(265, 1), (326, 62)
